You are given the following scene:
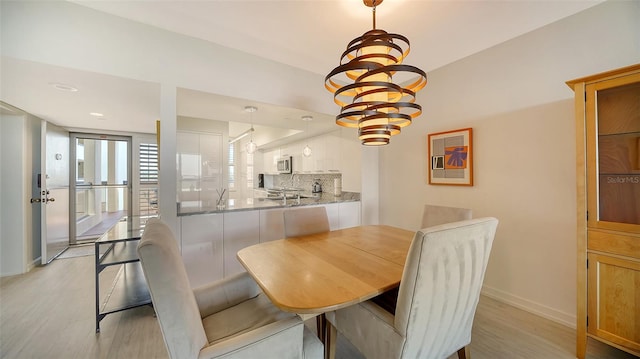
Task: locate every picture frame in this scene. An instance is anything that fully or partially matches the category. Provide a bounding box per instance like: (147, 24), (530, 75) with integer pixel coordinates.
(427, 128), (473, 186)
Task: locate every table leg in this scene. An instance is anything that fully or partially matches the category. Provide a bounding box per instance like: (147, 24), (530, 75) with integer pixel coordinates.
(325, 321), (337, 359)
(316, 313), (326, 343)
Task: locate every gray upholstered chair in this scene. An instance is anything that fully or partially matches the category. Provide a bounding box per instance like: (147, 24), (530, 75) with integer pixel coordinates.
(137, 218), (323, 359)
(369, 204), (474, 315)
(283, 206), (330, 238)
(326, 217), (499, 359)
(282, 206), (331, 341)
(421, 204), (472, 229)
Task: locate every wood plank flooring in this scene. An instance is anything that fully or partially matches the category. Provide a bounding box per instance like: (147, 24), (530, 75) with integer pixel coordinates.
(0, 254), (637, 359)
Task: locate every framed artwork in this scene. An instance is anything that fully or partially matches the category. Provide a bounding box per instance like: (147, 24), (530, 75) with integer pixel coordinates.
(428, 128), (473, 186)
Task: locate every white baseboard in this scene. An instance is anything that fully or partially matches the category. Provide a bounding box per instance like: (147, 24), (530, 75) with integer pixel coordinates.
(28, 257), (41, 271)
(481, 285), (576, 329)
(0, 257), (41, 278)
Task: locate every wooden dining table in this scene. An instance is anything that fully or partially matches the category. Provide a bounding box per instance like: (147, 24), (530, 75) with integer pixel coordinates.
(236, 224), (415, 357)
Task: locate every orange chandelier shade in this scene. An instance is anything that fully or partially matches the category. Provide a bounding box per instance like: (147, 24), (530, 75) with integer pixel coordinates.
(325, 1), (427, 146)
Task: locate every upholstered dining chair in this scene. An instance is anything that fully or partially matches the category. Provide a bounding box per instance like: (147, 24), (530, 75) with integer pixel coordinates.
(326, 217), (499, 359)
(283, 206), (330, 238)
(137, 218), (323, 359)
(421, 204), (472, 229)
(370, 204), (474, 315)
(282, 206), (331, 341)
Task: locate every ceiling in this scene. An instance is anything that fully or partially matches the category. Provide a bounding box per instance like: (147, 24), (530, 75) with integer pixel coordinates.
(1, 0), (602, 148)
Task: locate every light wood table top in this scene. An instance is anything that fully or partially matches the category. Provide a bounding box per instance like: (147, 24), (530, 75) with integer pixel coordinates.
(237, 225), (415, 314)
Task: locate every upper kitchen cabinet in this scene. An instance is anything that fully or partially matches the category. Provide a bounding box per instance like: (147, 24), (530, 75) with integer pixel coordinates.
(567, 64), (640, 359)
(287, 131), (343, 173)
(176, 117), (228, 209)
(176, 131), (223, 207)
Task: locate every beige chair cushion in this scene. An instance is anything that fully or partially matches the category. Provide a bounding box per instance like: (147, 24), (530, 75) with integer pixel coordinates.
(203, 293), (295, 345)
(328, 217), (498, 359)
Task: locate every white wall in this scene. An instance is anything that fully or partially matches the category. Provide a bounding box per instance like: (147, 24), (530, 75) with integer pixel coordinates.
(0, 1), (335, 116)
(379, 0), (640, 327)
(1, 114), (32, 276)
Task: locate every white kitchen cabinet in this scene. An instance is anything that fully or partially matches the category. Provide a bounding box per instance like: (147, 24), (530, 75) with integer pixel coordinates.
(181, 213), (224, 288)
(312, 136), (327, 172)
(263, 148), (282, 174)
(324, 134), (340, 172)
(176, 131), (223, 207)
(259, 202), (361, 241)
(259, 208), (285, 242)
(178, 201), (361, 284)
(223, 211), (260, 277)
(319, 204), (341, 230)
(339, 202), (361, 229)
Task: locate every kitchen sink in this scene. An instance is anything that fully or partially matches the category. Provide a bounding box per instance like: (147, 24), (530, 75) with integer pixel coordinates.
(265, 194), (314, 200)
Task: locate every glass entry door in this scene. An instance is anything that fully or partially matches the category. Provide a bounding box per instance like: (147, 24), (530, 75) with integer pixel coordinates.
(70, 133), (132, 244)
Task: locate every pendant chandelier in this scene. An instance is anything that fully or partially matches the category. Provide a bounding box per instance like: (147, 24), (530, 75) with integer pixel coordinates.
(325, 0), (427, 146)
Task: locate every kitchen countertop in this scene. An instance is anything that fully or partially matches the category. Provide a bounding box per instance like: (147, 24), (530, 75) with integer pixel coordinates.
(178, 191), (360, 216)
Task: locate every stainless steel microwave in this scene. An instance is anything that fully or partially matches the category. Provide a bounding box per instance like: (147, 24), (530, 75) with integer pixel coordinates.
(277, 156), (292, 174)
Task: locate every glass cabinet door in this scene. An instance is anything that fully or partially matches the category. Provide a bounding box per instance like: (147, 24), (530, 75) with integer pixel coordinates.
(586, 75), (640, 232)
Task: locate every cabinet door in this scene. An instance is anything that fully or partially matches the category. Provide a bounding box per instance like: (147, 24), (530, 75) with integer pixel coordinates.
(587, 253), (640, 354)
(316, 204), (340, 230)
(339, 202), (361, 229)
(586, 74), (640, 233)
(177, 132), (223, 207)
(181, 213), (224, 287)
(259, 208), (285, 242)
(223, 211), (260, 277)
(324, 133), (340, 172)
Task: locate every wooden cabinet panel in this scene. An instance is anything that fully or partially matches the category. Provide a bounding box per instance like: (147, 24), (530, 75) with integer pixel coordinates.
(568, 64), (640, 358)
(588, 229), (640, 259)
(587, 253), (640, 354)
(597, 81), (640, 135)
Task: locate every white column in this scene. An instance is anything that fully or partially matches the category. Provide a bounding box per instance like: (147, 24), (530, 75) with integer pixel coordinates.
(158, 84), (178, 234)
(360, 146), (379, 225)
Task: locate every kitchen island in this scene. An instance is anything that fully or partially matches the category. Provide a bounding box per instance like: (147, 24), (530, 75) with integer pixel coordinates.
(178, 190), (360, 215)
(176, 191), (361, 288)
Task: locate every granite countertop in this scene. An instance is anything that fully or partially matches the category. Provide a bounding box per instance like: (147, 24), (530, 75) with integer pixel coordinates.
(178, 191), (360, 216)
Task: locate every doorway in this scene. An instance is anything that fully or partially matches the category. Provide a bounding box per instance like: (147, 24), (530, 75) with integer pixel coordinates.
(70, 133), (132, 244)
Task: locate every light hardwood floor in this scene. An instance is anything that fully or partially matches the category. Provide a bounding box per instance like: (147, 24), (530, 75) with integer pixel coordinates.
(0, 254), (637, 359)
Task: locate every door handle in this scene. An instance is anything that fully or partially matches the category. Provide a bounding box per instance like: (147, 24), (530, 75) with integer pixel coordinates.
(46, 198), (56, 203)
(30, 198), (42, 203)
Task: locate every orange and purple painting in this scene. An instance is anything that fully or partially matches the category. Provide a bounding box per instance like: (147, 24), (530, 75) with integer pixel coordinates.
(444, 146), (468, 169)
(428, 128), (473, 186)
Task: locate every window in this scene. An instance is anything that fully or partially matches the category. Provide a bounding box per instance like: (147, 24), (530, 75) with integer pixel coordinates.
(140, 143), (158, 184)
(246, 151), (254, 189)
(139, 143), (158, 216)
(228, 142), (235, 190)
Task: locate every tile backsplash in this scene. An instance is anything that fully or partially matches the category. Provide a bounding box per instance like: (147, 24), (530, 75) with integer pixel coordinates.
(267, 173), (342, 194)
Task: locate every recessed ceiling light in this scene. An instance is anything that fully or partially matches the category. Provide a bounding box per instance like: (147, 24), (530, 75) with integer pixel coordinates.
(90, 112), (104, 117)
(49, 82), (78, 92)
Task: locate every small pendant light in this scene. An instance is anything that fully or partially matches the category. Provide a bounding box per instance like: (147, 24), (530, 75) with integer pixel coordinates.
(302, 116), (313, 157)
(245, 106), (257, 154)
